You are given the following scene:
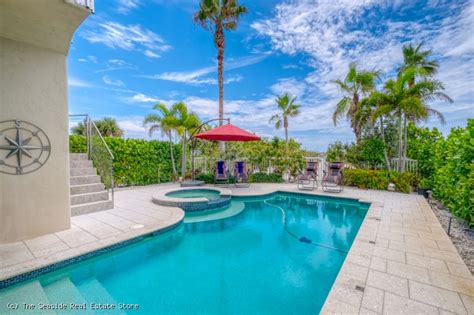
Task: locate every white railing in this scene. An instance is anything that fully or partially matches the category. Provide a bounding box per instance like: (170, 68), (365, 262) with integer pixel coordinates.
(356, 158), (418, 174)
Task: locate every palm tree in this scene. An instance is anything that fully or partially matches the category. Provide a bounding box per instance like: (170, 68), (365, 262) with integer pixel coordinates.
(333, 63), (380, 142)
(398, 43), (439, 86)
(194, 0), (247, 151)
(72, 117), (124, 137)
(143, 103), (179, 180)
(398, 43), (440, 169)
(172, 102), (201, 179)
(375, 68), (451, 172)
(269, 93), (301, 151)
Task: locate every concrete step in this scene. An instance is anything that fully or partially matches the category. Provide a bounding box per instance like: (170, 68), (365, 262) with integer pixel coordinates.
(42, 276), (87, 307)
(70, 167), (96, 176)
(70, 183), (105, 195)
(76, 279), (124, 313)
(71, 191), (109, 205)
(70, 153), (88, 160)
(0, 281), (53, 314)
(70, 159), (93, 168)
(71, 200), (114, 216)
(70, 175), (101, 185)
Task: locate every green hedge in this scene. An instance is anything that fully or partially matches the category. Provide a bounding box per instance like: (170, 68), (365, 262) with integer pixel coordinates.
(70, 135), (87, 153)
(431, 120), (473, 226)
(343, 169), (419, 193)
(69, 135), (180, 186)
(249, 172), (284, 183)
(195, 172), (236, 184)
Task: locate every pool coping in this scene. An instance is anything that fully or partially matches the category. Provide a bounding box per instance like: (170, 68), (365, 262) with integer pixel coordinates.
(0, 221), (183, 289)
(1, 183), (472, 315)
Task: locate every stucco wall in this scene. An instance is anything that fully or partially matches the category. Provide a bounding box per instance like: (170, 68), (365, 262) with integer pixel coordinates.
(0, 37), (71, 242)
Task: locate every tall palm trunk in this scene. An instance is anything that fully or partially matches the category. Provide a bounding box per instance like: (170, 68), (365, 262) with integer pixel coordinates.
(216, 25), (225, 153)
(379, 117), (391, 171)
(397, 113), (404, 172)
(352, 93), (361, 142)
(402, 117), (408, 173)
(283, 116), (289, 151)
(181, 132), (187, 179)
(168, 132), (177, 180)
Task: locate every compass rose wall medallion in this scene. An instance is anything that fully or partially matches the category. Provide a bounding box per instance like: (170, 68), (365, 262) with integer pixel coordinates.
(0, 120), (51, 175)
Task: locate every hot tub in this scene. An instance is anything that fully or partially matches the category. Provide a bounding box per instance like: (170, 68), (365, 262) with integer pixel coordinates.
(153, 187), (232, 212)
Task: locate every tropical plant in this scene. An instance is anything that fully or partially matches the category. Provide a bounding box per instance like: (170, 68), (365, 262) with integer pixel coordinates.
(332, 63), (380, 142)
(72, 117), (124, 137)
(373, 67), (451, 172)
(432, 120), (473, 225)
(172, 102), (201, 179)
(194, 0), (247, 151)
(269, 93), (301, 151)
(398, 42), (439, 85)
(143, 103), (179, 180)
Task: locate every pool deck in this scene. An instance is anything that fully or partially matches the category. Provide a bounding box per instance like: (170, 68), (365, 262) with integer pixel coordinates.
(1, 183), (473, 314)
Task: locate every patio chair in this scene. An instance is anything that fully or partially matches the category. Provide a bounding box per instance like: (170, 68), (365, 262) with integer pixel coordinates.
(297, 161), (318, 190)
(214, 160), (229, 186)
(234, 161), (249, 187)
(322, 162), (344, 192)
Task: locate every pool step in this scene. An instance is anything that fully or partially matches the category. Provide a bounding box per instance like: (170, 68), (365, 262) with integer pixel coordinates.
(76, 279), (125, 314)
(70, 153), (113, 215)
(0, 281), (53, 314)
(42, 276), (87, 307)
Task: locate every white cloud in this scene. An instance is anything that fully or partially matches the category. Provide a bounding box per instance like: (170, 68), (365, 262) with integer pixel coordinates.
(144, 50), (160, 58)
(128, 93), (161, 103)
(117, 0), (140, 14)
(102, 75), (125, 87)
(81, 21), (171, 58)
(68, 77), (92, 88)
(78, 55), (99, 64)
(270, 78), (306, 98)
(251, 0), (474, 143)
(139, 54), (266, 85)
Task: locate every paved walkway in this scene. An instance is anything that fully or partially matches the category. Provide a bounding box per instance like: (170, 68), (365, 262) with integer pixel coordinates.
(0, 183), (472, 314)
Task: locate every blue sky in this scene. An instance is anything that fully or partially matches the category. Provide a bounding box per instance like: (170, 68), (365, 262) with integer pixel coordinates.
(68, 0), (473, 151)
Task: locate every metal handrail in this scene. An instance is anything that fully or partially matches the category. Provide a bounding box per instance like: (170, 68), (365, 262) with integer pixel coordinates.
(90, 119), (114, 160)
(69, 114), (114, 203)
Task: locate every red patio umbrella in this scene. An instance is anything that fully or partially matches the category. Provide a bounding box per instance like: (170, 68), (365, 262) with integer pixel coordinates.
(194, 123), (260, 142)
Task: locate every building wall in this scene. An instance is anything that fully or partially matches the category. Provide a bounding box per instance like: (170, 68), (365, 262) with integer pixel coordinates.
(0, 37), (71, 242)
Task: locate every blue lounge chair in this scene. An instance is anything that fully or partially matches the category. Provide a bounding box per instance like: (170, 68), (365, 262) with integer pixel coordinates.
(214, 160), (229, 186)
(234, 161), (249, 187)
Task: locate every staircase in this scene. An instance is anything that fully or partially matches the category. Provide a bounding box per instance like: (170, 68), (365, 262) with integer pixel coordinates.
(70, 153), (113, 216)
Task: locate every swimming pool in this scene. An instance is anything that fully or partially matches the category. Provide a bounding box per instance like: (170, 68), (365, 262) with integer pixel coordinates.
(0, 192), (369, 314)
(165, 188), (222, 200)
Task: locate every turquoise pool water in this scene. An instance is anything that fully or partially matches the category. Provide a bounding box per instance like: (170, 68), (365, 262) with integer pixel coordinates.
(0, 192), (369, 314)
(166, 188), (222, 200)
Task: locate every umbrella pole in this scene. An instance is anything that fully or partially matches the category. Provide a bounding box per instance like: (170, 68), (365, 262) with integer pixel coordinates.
(188, 118), (230, 181)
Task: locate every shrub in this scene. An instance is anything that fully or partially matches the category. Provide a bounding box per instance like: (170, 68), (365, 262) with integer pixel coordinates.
(195, 172), (235, 184)
(69, 136), (180, 186)
(249, 172), (284, 183)
(343, 169), (418, 193)
(431, 120), (473, 226)
(69, 135), (87, 153)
